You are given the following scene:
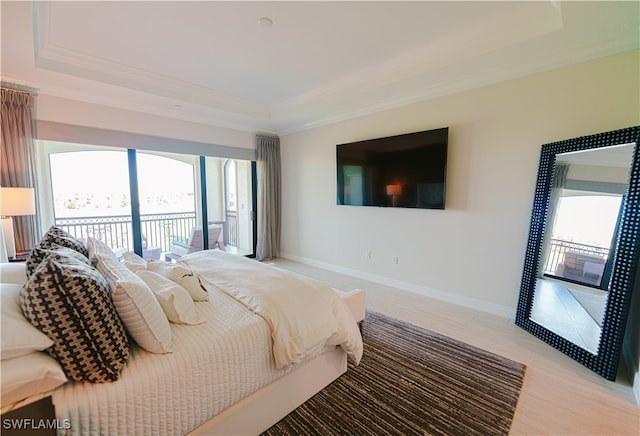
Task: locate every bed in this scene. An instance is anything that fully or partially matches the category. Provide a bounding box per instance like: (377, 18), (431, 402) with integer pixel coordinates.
(0, 227), (365, 435)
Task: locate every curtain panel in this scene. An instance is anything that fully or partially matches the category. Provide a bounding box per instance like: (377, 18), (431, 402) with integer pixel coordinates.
(540, 163), (569, 274)
(1, 87), (40, 251)
(255, 134), (281, 260)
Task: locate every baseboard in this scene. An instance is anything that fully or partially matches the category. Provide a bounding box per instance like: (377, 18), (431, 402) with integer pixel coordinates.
(279, 252), (514, 319)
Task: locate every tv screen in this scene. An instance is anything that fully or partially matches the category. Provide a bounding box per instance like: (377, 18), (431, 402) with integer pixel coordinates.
(336, 127), (448, 209)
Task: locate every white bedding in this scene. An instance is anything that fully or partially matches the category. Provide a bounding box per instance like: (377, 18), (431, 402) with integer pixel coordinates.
(51, 253), (363, 435)
(53, 283), (304, 435)
(180, 250), (363, 368)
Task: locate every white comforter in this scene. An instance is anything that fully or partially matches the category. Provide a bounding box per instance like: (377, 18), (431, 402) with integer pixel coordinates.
(180, 251), (363, 369)
(52, 252), (362, 435)
(54, 277), (289, 435)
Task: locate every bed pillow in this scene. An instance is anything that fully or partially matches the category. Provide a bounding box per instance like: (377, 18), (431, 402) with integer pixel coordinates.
(1, 283), (53, 360)
(89, 238), (173, 354)
(147, 260), (209, 301)
(26, 244), (91, 278)
(20, 253), (129, 383)
(26, 226), (88, 277)
(136, 270), (203, 325)
(1, 352), (68, 406)
(122, 251), (147, 272)
(86, 236), (117, 261)
(0, 262), (27, 285)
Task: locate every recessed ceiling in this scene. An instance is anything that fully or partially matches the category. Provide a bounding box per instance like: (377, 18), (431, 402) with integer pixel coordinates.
(1, 1), (638, 134)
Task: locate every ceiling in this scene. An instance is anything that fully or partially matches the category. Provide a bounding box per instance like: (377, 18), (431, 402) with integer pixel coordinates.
(2, 1), (639, 135)
(559, 142), (636, 168)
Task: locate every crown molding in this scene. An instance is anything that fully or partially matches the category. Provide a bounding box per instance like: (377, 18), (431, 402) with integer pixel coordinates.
(34, 43), (271, 121)
(33, 1), (270, 122)
(277, 34), (639, 136)
(28, 1), (639, 136)
(272, 1), (564, 120)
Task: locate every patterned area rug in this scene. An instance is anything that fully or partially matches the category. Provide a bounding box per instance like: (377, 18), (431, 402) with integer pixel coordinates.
(263, 310), (526, 436)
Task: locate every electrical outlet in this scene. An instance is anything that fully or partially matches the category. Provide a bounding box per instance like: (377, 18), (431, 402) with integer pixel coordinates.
(392, 256), (399, 264)
(365, 251), (372, 260)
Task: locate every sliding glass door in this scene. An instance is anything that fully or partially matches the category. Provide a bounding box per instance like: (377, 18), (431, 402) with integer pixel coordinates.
(135, 151), (197, 259)
(203, 157), (255, 256)
(41, 140), (255, 258)
(48, 148), (134, 249)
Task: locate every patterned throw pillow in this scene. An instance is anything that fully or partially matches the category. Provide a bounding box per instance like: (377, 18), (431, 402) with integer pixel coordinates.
(20, 251), (130, 383)
(26, 226), (89, 277)
(26, 244), (91, 277)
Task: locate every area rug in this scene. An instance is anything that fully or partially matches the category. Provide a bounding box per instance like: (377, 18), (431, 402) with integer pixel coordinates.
(568, 287), (607, 326)
(263, 310), (526, 436)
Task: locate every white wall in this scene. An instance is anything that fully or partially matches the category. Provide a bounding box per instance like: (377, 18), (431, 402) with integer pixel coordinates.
(279, 50), (639, 317)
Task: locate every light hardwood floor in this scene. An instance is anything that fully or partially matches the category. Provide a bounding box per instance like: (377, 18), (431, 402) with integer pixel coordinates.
(270, 258), (639, 435)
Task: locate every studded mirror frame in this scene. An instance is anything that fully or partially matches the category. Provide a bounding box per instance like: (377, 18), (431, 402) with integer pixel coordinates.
(515, 126), (640, 381)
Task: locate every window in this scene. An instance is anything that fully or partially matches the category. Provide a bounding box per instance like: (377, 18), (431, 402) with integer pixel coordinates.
(41, 140), (255, 258)
(545, 193), (622, 288)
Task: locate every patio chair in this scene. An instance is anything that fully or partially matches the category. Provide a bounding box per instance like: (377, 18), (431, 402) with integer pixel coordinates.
(141, 235), (161, 260)
(166, 225), (225, 261)
(555, 251), (606, 286)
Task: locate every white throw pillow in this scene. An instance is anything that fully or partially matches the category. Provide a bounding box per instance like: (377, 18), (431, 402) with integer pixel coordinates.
(89, 238), (173, 354)
(122, 251), (147, 272)
(147, 260), (209, 301)
(1, 283), (54, 360)
(136, 270), (203, 325)
(1, 352), (68, 406)
(86, 236), (115, 262)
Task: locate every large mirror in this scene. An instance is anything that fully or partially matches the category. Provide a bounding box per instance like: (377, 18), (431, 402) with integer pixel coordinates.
(515, 126), (640, 380)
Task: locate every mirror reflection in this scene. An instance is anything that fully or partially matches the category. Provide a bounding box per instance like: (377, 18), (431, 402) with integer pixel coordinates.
(530, 143), (635, 354)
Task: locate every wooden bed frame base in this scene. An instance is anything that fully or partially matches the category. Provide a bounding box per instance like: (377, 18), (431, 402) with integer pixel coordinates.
(189, 288), (366, 435)
(188, 347), (347, 435)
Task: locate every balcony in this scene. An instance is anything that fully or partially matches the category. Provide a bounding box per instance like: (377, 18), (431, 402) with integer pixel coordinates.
(55, 211), (238, 259)
(543, 238), (609, 278)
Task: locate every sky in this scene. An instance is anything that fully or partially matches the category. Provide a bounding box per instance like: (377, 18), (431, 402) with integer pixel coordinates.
(49, 150), (196, 216)
(551, 195), (622, 248)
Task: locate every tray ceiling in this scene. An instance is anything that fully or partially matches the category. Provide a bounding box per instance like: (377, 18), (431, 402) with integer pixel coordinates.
(2, 1), (638, 134)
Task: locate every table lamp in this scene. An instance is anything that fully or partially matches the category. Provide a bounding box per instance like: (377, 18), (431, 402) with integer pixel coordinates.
(1, 187), (36, 259)
(386, 184), (402, 207)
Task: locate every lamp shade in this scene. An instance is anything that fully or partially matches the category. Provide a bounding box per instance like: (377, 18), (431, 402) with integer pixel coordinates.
(385, 184), (402, 196)
(1, 187), (36, 216)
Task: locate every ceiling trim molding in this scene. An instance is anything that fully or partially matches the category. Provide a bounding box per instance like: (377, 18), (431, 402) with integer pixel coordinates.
(25, 34), (639, 138)
(34, 43), (272, 120)
(33, 1), (270, 121)
(274, 0), (565, 114)
(277, 39), (639, 136)
(27, 1), (639, 136)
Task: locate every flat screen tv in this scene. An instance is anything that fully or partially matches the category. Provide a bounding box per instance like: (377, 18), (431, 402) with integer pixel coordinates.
(336, 127), (448, 209)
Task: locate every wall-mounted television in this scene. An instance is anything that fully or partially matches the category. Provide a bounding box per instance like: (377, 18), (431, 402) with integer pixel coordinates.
(336, 127), (448, 209)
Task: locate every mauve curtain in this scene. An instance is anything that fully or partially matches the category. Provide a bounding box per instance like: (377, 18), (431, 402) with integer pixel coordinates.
(256, 134), (281, 260)
(1, 87), (40, 251)
(540, 163), (569, 275)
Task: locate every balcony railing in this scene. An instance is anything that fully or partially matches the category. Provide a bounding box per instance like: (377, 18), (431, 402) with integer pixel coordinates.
(226, 210), (238, 247)
(543, 238), (609, 275)
(55, 211), (239, 257)
(55, 212), (196, 254)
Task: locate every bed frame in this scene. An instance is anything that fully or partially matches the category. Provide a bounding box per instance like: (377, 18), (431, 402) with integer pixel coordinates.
(190, 288), (366, 435)
(189, 347), (346, 434)
(1, 284), (366, 436)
